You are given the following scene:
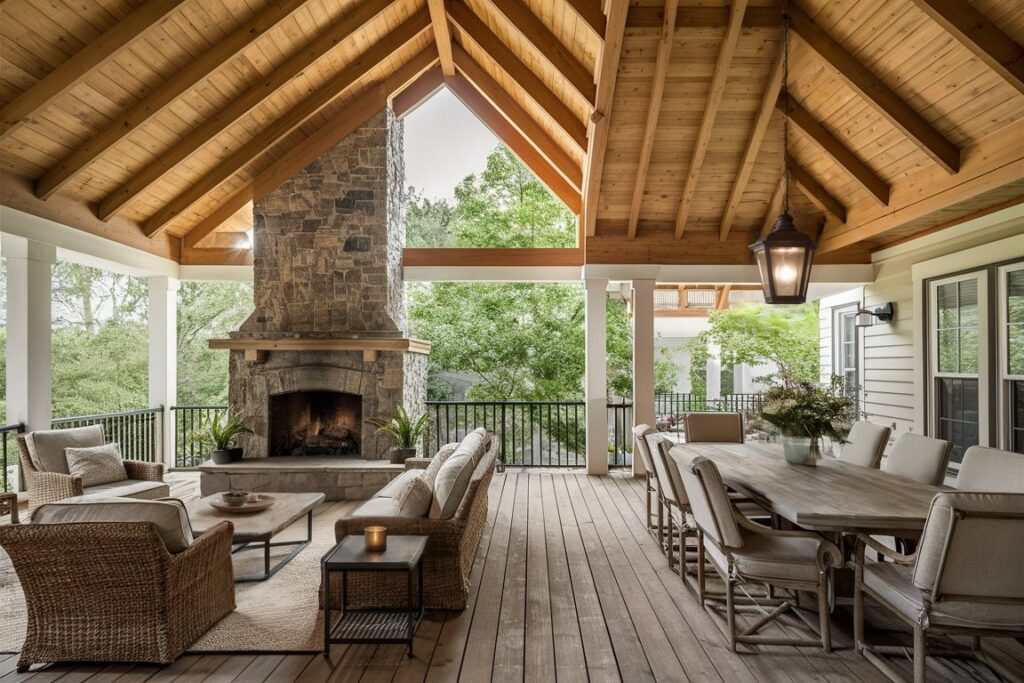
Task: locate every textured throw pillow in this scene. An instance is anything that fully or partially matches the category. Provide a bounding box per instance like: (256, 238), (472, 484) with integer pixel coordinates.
(423, 442), (459, 486)
(429, 452), (475, 520)
(395, 472), (433, 517)
(64, 442), (127, 488)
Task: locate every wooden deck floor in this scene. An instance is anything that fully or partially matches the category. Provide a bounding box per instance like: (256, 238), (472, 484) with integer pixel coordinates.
(2, 470), (1022, 682)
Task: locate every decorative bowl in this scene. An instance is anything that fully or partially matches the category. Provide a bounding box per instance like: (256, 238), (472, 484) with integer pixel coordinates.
(221, 491), (249, 507)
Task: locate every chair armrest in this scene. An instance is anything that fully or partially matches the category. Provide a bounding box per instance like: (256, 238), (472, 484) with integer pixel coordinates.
(404, 458), (431, 471)
(24, 470), (83, 511)
(169, 522), (235, 589)
(734, 512), (841, 569)
(854, 534), (916, 566)
(123, 460), (165, 481)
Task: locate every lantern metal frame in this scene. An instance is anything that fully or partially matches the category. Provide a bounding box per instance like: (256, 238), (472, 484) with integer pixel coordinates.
(749, 211), (817, 304)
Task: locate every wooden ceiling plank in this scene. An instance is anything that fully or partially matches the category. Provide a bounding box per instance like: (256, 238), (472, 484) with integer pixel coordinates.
(0, 0), (186, 140)
(719, 48), (784, 241)
(34, 0), (311, 201)
(582, 0), (629, 237)
(451, 43), (582, 189)
(673, 0), (748, 238)
(449, 1), (586, 149)
(445, 73), (581, 212)
(759, 176), (786, 239)
(564, 0), (606, 37)
(97, 0), (394, 222)
(783, 98), (891, 206)
(788, 3), (961, 174)
(627, 0), (679, 240)
(907, 0), (1024, 96)
(182, 188), (253, 249)
(482, 0), (596, 105)
(427, 0), (455, 76)
(788, 155), (847, 223)
(392, 64), (446, 118)
(627, 6), (780, 28)
(144, 10), (431, 236)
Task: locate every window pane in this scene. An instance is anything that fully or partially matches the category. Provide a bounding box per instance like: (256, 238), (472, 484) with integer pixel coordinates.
(937, 283), (958, 328)
(959, 327), (979, 373)
(1012, 381), (1024, 455)
(958, 280), (978, 327)
(938, 329), (958, 373)
(1009, 324), (1024, 376)
(937, 377), (979, 464)
(1007, 269), (1024, 375)
(842, 314), (855, 343)
(1007, 270), (1024, 324)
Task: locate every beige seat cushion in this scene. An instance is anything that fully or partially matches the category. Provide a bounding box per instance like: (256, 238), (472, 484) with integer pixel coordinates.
(957, 446), (1024, 492)
(81, 479), (170, 500)
(32, 497), (194, 553)
(26, 425), (105, 474)
(351, 496), (422, 518)
(423, 443), (459, 487)
(395, 472), (432, 517)
(430, 453), (475, 520)
(65, 442), (127, 487)
(376, 470), (421, 499)
(839, 422), (890, 469)
(882, 433), (952, 485)
(709, 530), (825, 584)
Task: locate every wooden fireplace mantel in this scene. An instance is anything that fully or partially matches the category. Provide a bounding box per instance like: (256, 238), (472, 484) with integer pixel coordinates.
(208, 337), (431, 363)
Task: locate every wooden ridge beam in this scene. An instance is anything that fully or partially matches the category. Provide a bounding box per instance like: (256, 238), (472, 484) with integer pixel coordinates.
(788, 4), (960, 174)
(564, 0), (606, 37)
(451, 44), (582, 189)
(583, 0), (629, 236)
(627, 5), (780, 28)
(759, 176), (786, 239)
(908, 0), (1024, 96)
(392, 64), (446, 118)
(0, 0), (186, 140)
(445, 73), (581, 213)
(818, 119), (1024, 253)
(788, 156), (846, 223)
(782, 97), (890, 206)
(627, 0), (679, 240)
(427, 0), (456, 76)
(182, 188), (254, 249)
(674, 0), (748, 238)
(33, 0), (310, 200)
(483, 0), (596, 105)
(719, 49), (784, 241)
(144, 9), (431, 236)
(449, 1), (587, 149)
(97, 0), (394, 222)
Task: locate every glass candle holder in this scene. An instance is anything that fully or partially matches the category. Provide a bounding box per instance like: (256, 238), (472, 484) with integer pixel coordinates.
(364, 525), (387, 552)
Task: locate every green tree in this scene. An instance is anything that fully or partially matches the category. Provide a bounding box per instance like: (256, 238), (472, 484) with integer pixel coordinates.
(177, 281), (254, 404)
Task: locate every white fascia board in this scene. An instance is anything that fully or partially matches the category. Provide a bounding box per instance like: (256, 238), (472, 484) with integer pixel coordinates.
(178, 265), (254, 282)
(403, 265), (583, 282)
(873, 203), (1024, 263)
(910, 230), (1024, 283)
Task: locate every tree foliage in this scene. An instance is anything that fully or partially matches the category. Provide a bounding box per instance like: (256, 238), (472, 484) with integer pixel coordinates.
(177, 281), (254, 405)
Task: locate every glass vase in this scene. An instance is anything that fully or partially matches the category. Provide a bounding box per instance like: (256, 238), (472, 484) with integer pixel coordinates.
(781, 433), (822, 466)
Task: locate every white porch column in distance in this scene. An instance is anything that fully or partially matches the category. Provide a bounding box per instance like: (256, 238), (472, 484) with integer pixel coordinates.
(148, 276), (179, 467)
(631, 279), (655, 476)
(706, 341), (722, 401)
(584, 277), (608, 475)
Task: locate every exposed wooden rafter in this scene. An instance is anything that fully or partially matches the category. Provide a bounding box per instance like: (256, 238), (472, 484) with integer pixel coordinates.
(449, 1), (587, 149)
(564, 0), (606, 37)
(427, 0), (455, 76)
(787, 156), (846, 223)
(759, 177), (786, 239)
(144, 9), (432, 236)
(788, 4), (961, 175)
(716, 284), (732, 310)
(0, 0), (186, 140)
(182, 190), (253, 250)
(719, 49), (785, 241)
(392, 65), (446, 118)
(627, 6), (780, 28)
(97, 0), (394, 222)
(674, 0), (748, 238)
(627, 0), (678, 240)
(33, 0), (310, 200)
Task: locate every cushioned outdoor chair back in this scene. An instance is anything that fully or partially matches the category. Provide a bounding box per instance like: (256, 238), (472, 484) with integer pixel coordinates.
(683, 412), (743, 443)
(646, 434), (688, 506)
(676, 452), (743, 549)
(644, 432), (679, 506)
(838, 421), (891, 469)
(882, 433), (953, 485)
(956, 446), (1024, 493)
(632, 424), (658, 474)
(913, 492), (1024, 603)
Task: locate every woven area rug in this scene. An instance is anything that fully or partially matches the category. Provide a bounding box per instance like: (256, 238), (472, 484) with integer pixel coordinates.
(0, 501), (352, 654)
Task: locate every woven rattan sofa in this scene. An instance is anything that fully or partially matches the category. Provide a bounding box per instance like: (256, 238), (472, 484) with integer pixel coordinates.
(17, 425), (167, 514)
(328, 432), (499, 610)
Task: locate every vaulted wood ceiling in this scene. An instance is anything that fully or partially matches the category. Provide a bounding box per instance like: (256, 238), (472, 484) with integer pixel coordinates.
(0, 0), (1021, 265)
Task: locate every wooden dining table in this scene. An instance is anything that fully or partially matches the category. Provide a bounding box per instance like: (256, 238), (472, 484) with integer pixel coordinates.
(668, 441), (949, 536)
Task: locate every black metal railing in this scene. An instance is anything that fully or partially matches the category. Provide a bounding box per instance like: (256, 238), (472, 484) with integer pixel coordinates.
(1, 423), (25, 493)
(655, 392), (764, 435)
(170, 405), (229, 467)
(51, 407), (163, 463)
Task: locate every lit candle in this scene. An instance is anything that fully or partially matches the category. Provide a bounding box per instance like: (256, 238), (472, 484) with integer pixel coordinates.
(364, 526), (387, 552)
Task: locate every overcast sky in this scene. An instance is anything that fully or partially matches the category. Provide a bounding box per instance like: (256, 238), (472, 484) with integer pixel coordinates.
(403, 88), (499, 201)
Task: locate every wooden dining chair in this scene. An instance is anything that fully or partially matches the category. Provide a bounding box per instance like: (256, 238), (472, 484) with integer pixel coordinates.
(882, 433), (953, 486)
(645, 432), (688, 573)
(683, 412), (743, 443)
(838, 421), (891, 469)
(632, 424), (660, 535)
(676, 450), (841, 653)
(956, 446), (1024, 493)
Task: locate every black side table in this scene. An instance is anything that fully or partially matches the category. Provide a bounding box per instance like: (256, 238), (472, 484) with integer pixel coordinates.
(322, 534), (428, 658)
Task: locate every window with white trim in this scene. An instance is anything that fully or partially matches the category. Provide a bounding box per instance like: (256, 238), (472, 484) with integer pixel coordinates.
(833, 305), (859, 399)
(999, 263), (1024, 454)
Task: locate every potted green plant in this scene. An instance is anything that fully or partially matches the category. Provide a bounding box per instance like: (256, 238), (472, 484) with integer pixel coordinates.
(367, 406), (430, 464)
(755, 375), (855, 466)
(201, 411), (253, 465)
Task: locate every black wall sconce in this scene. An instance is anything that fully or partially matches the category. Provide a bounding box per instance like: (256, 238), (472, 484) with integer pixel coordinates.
(855, 303), (895, 327)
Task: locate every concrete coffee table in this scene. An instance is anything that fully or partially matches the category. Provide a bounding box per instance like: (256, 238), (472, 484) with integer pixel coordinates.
(186, 491), (325, 582)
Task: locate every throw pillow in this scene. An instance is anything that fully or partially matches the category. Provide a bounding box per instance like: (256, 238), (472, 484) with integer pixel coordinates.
(429, 452), (475, 520)
(423, 442), (459, 486)
(64, 442), (127, 488)
(395, 472), (433, 517)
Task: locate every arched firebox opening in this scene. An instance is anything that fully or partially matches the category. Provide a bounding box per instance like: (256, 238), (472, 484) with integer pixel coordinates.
(268, 390), (361, 457)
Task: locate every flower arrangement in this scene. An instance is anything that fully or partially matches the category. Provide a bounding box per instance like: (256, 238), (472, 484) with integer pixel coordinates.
(754, 374), (855, 465)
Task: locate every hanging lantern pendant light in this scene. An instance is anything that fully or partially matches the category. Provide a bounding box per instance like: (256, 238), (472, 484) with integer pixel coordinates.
(749, 7), (817, 304)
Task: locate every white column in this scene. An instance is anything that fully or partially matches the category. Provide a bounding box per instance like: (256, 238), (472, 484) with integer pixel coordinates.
(706, 341), (722, 401)
(584, 278), (608, 475)
(631, 279), (655, 476)
(3, 235), (56, 440)
(148, 276), (179, 467)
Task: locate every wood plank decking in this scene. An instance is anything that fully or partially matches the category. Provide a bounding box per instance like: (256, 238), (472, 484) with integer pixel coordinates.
(2, 470), (1022, 682)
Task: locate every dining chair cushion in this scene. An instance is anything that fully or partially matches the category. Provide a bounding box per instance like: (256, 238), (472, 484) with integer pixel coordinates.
(683, 412), (743, 443)
(25, 425), (105, 475)
(32, 497), (194, 553)
(645, 433), (680, 507)
(838, 422), (891, 469)
(652, 437), (689, 507)
(632, 424), (658, 474)
(882, 433), (953, 485)
(676, 453), (743, 549)
(863, 561), (1024, 629)
(707, 530), (824, 584)
(956, 446), (1024, 492)
(64, 442), (127, 488)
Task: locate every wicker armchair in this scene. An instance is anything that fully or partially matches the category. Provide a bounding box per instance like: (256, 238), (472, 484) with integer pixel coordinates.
(18, 429), (166, 514)
(0, 519), (235, 671)
(329, 436), (499, 610)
